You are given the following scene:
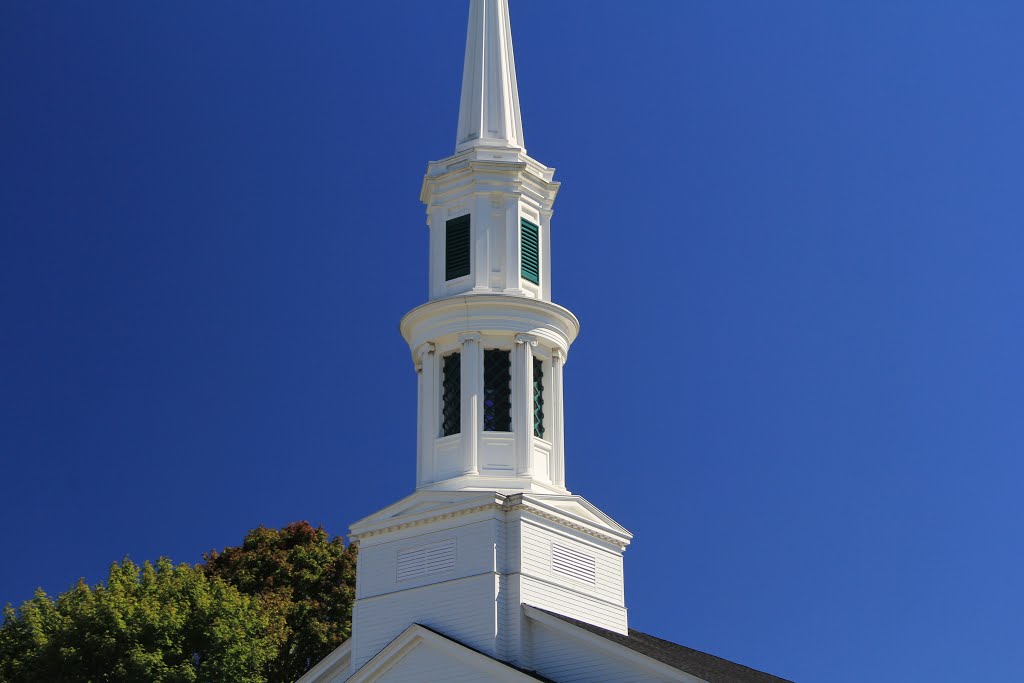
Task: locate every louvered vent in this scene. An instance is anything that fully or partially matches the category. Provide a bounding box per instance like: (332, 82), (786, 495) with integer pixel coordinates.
(446, 215), (471, 281)
(521, 218), (539, 284)
(551, 543), (596, 584)
(397, 538), (456, 582)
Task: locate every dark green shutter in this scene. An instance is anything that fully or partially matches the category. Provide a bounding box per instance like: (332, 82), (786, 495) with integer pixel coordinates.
(521, 218), (540, 284)
(445, 215), (471, 281)
(441, 352), (461, 436)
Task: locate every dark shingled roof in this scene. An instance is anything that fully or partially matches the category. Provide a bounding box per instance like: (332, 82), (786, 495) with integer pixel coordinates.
(530, 607), (793, 683)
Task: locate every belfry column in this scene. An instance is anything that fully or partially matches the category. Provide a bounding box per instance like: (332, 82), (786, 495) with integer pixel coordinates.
(459, 333), (482, 475)
(505, 196), (523, 293)
(415, 343), (436, 487)
(551, 348), (566, 488)
(514, 334), (537, 477)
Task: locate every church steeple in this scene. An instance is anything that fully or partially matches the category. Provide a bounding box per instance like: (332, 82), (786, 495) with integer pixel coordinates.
(456, 0), (525, 152)
(408, 0), (570, 494)
(341, 3), (632, 674)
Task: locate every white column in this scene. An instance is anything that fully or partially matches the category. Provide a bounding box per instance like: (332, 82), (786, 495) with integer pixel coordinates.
(505, 197), (523, 293)
(473, 196), (490, 291)
(514, 334), (537, 478)
(429, 207), (445, 300)
(551, 348), (566, 489)
(459, 332), (482, 475)
(416, 342), (437, 487)
(540, 209), (553, 301)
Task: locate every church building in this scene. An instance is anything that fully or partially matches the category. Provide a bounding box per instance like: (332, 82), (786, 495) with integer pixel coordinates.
(300, 2), (792, 681)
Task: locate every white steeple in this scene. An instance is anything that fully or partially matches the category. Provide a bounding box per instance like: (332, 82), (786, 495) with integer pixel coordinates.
(456, 0), (525, 152)
(409, 0), (568, 492)
(341, 3), (633, 675)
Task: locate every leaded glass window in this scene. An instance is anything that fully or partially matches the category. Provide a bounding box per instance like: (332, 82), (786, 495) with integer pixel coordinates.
(521, 218), (539, 284)
(445, 215), (471, 281)
(441, 352), (461, 436)
(483, 349), (512, 431)
(533, 357), (546, 439)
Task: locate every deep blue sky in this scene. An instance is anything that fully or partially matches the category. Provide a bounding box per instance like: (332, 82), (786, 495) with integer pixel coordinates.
(2, 2), (1022, 681)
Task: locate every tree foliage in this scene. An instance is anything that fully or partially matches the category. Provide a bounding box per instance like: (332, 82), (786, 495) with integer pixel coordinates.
(0, 522), (357, 683)
(204, 522), (357, 683)
(0, 558), (278, 683)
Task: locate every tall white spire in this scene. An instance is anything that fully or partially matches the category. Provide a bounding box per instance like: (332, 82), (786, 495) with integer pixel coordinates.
(455, 0), (525, 152)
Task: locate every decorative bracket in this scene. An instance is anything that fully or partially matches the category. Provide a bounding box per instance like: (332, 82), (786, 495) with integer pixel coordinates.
(413, 342), (435, 371)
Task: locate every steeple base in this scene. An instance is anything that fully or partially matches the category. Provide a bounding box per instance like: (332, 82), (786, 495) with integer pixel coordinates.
(347, 490), (632, 672)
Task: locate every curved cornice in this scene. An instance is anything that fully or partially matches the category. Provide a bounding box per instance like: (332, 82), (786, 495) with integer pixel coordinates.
(400, 295), (580, 356)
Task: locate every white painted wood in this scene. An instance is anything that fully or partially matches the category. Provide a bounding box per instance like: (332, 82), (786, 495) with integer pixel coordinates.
(456, 0), (524, 153)
(523, 606), (708, 683)
(348, 491), (631, 672)
(294, 639), (351, 683)
(351, 574), (500, 671)
(318, 624), (539, 683)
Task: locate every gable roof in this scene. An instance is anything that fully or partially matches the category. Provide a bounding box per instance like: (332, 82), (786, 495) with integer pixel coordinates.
(527, 606), (793, 683)
(322, 623), (549, 683)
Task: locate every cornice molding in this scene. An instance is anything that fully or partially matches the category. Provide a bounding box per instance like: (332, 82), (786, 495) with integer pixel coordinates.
(350, 494), (629, 550)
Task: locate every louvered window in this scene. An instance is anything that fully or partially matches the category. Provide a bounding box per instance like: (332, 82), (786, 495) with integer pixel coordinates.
(397, 539), (456, 582)
(441, 352), (461, 436)
(445, 215), (471, 281)
(551, 543), (596, 584)
(521, 218), (539, 284)
(483, 350), (512, 431)
(533, 358), (545, 439)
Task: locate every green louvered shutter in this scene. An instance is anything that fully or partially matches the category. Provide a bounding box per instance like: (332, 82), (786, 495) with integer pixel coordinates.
(521, 218), (540, 284)
(446, 215), (471, 281)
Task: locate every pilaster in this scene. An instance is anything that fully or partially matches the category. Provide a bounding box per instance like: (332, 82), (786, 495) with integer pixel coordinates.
(540, 209), (553, 301)
(416, 342), (437, 487)
(551, 348), (565, 489)
(459, 332), (483, 475)
(514, 334), (537, 478)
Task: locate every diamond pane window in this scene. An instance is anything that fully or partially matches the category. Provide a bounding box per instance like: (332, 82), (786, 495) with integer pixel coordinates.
(441, 352), (461, 436)
(533, 357), (546, 439)
(521, 218), (539, 285)
(445, 215), (471, 281)
(483, 349), (512, 432)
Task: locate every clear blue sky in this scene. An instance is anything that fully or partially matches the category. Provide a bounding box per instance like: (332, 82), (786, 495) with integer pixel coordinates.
(2, 2), (1022, 681)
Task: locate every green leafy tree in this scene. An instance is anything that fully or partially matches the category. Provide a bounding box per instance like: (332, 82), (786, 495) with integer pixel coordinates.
(203, 522), (357, 683)
(0, 558), (280, 683)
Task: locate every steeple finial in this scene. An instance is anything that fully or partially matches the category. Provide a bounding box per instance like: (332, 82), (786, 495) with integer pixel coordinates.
(455, 0), (525, 152)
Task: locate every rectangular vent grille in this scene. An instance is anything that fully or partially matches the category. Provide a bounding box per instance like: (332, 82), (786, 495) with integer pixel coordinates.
(521, 218), (540, 284)
(397, 538), (456, 582)
(446, 215), (471, 281)
(551, 543), (596, 584)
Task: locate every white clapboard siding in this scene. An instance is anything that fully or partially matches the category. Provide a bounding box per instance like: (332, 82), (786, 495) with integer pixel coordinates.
(520, 573), (628, 633)
(528, 620), (691, 683)
(369, 640), (532, 683)
(351, 573), (499, 671)
(357, 519), (499, 599)
(520, 519), (625, 605)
